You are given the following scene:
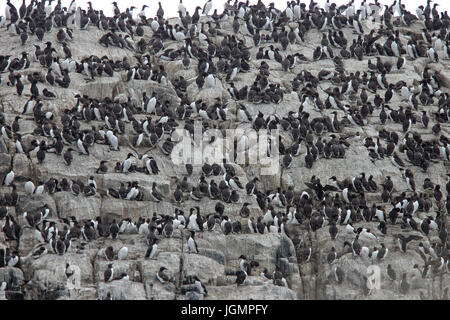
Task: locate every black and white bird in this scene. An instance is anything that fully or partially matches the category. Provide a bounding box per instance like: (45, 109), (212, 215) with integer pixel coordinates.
(387, 264), (396, 281)
(193, 276), (208, 295)
(145, 238), (158, 259)
(117, 246), (128, 260)
(109, 220), (119, 239)
(371, 243), (388, 261)
(202, 0), (213, 15)
(236, 270), (247, 285)
(3, 169), (14, 186)
(327, 247), (337, 264)
(397, 234), (421, 253)
(104, 264), (114, 282)
(188, 231), (198, 254)
(156, 266), (170, 283)
(334, 266), (345, 284)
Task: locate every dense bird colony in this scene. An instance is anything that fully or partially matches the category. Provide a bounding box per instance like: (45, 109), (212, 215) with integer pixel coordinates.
(0, 0), (449, 300)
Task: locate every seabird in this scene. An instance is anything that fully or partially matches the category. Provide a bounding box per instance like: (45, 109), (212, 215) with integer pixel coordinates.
(145, 239), (159, 259)
(397, 234), (422, 253)
(156, 267), (170, 283)
(387, 264), (396, 281)
(3, 169), (14, 186)
(103, 246), (114, 261)
(334, 266), (345, 284)
(188, 231), (199, 254)
(109, 220), (119, 239)
(104, 264), (114, 282)
(202, 0), (213, 15)
(327, 247), (337, 264)
(236, 270), (247, 285)
(117, 247), (128, 260)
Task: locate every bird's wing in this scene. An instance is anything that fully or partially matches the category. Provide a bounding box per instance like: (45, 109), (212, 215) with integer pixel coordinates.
(323, 184), (339, 191)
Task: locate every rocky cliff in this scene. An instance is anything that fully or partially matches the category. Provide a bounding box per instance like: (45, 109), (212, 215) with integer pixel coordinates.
(0, 1), (449, 300)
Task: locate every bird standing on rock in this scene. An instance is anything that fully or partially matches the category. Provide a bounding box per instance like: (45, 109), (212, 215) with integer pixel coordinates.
(0, 0), (447, 301)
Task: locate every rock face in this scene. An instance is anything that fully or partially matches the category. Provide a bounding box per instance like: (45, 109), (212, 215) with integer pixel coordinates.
(0, 1), (449, 300)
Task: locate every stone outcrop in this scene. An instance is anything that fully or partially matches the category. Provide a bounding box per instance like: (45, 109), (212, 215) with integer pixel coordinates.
(0, 1), (449, 300)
